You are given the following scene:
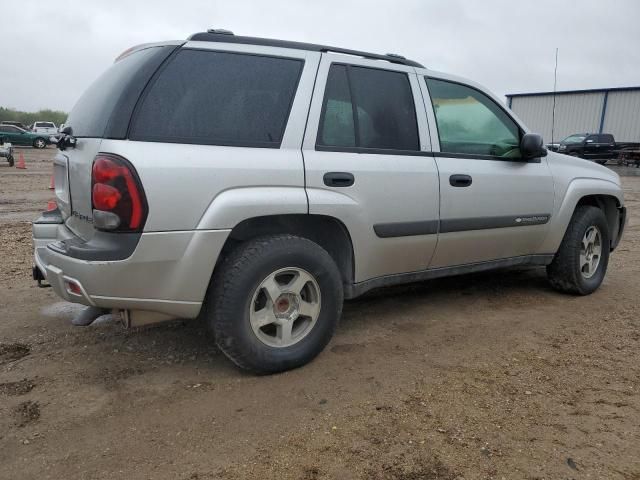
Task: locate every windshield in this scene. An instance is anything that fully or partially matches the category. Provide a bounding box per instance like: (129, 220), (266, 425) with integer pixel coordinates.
(561, 134), (586, 144)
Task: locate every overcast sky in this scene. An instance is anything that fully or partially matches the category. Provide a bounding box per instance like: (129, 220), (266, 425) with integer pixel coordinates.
(2, 0), (639, 112)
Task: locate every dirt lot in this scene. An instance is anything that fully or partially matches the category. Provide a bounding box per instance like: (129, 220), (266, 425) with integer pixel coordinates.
(1, 147), (639, 480)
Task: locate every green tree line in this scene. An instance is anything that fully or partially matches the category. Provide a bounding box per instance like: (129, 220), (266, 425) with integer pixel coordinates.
(0, 107), (67, 127)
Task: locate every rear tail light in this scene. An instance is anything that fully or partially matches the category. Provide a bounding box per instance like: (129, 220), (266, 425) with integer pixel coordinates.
(91, 154), (147, 232)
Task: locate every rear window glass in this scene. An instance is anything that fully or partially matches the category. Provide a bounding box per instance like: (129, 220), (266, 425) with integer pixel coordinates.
(130, 50), (304, 147)
(65, 47), (162, 138)
(36, 122), (54, 128)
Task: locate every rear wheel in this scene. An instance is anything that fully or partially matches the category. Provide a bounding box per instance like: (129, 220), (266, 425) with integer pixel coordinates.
(206, 235), (343, 374)
(33, 138), (46, 149)
(546, 206), (610, 295)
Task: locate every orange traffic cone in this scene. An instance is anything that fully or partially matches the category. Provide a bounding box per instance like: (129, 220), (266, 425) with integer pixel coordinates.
(46, 200), (57, 211)
(15, 152), (26, 169)
(49, 174), (55, 190)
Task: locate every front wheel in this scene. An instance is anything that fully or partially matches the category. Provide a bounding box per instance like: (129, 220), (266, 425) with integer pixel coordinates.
(547, 206), (610, 295)
(33, 138), (47, 149)
(7, 154), (14, 167)
(206, 235), (343, 374)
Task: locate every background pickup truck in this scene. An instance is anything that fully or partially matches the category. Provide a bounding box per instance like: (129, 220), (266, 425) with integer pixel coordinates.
(32, 121), (58, 136)
(556, 133), (640, 164)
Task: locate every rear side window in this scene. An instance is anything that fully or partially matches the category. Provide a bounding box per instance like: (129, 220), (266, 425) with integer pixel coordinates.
(66, 47), (165, 138)
(426, 78), (521, 158)
(600, 134), (614, 143)
(318, 64), (419, 151)
(130, 50), (304, 147)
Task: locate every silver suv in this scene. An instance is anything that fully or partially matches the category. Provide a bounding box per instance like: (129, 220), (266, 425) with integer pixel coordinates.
(33, 30), (626, 373)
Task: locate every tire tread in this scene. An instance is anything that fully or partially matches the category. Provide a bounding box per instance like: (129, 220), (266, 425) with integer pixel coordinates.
(207, 234), (342, 373)
(547, 205), (609, 295)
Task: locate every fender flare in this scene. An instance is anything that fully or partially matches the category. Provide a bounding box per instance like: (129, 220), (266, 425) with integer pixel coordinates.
(538, 177), (624, 254)
(196, 186), (309, 230)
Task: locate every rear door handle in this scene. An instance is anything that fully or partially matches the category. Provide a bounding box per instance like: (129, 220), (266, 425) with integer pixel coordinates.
(449, 174), (472, 187)
(324, 172), (355, 187)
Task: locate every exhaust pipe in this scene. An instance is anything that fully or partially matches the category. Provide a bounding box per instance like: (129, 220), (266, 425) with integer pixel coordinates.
(120, 310), (176, 328)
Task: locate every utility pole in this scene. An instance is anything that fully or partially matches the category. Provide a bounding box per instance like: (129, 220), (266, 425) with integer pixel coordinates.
(551, 48), (559, 145)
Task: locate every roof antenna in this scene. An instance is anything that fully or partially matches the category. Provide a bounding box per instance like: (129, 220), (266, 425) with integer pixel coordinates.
(551, 48), (559, 145)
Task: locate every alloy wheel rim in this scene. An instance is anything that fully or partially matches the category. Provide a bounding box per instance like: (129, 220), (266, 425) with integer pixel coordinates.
(579, 226), (602, 279)
(249, 267), (321, 348)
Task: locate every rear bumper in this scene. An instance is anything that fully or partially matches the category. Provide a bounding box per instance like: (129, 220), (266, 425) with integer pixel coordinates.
(32, 210), (230, 319)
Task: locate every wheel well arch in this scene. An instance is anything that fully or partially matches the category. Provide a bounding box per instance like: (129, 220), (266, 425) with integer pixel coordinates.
(218, 214), (355, 286)
(575, 194), (622, 247)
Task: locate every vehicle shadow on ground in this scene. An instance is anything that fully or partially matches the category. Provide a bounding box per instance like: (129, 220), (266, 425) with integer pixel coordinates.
(44, 266), (553, 380)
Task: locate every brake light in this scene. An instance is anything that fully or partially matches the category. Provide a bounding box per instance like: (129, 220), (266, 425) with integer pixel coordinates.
(91, 154), (147, 232)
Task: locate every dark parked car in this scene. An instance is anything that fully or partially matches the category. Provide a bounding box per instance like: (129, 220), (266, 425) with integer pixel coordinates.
(557, 133), (616, 164)
(0, 125), (49, 148)
(0, 120), (30, 131)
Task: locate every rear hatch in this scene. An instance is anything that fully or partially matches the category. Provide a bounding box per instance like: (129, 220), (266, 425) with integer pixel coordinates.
(58, 44), (179, 240)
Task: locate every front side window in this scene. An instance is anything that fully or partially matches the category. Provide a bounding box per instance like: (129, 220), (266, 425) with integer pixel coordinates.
(318, 64), (419, 151)
(426, 78), (521, 158)
(130, 50), (303, 147)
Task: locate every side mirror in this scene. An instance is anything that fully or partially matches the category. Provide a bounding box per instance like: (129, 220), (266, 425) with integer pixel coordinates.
(520, 133), (547, 161)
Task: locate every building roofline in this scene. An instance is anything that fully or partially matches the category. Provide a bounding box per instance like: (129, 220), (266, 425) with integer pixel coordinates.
(187, 30), (425, 68)
(506, 85), (640, 98)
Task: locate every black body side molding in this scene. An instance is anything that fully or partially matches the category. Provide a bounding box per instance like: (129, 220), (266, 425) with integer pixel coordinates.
(373, 214), (551, 238)
(373, 220), (439, 238)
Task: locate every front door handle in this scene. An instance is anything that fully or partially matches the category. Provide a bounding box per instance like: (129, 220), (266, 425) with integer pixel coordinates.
(324, 172), (355, 187)
(449, 174), (472, 187)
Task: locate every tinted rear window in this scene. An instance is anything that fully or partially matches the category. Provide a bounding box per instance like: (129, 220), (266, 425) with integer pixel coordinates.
(65, 47), (163, 138)
(318, 64), (419, 151)
(130, 49), (304, 147)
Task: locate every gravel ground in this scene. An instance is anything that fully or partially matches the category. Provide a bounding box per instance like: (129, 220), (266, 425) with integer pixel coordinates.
(0, 148), (639, 480)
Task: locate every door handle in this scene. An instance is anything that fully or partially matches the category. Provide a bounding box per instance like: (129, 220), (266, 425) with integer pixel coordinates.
(449, 174), (472, 187)
(323, 172), (355, 187)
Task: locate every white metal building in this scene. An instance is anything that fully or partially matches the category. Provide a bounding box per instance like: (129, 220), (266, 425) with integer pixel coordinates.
(506, 86), (640, 144)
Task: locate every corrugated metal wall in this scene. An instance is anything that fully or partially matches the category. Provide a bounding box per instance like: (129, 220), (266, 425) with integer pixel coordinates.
(509, 88), (640, 143)
(510, 93), (604, 143)
(603, 91), (640, 142)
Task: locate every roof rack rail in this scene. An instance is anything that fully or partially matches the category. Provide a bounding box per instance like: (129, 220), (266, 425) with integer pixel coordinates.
(187, 31), (424, 68)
